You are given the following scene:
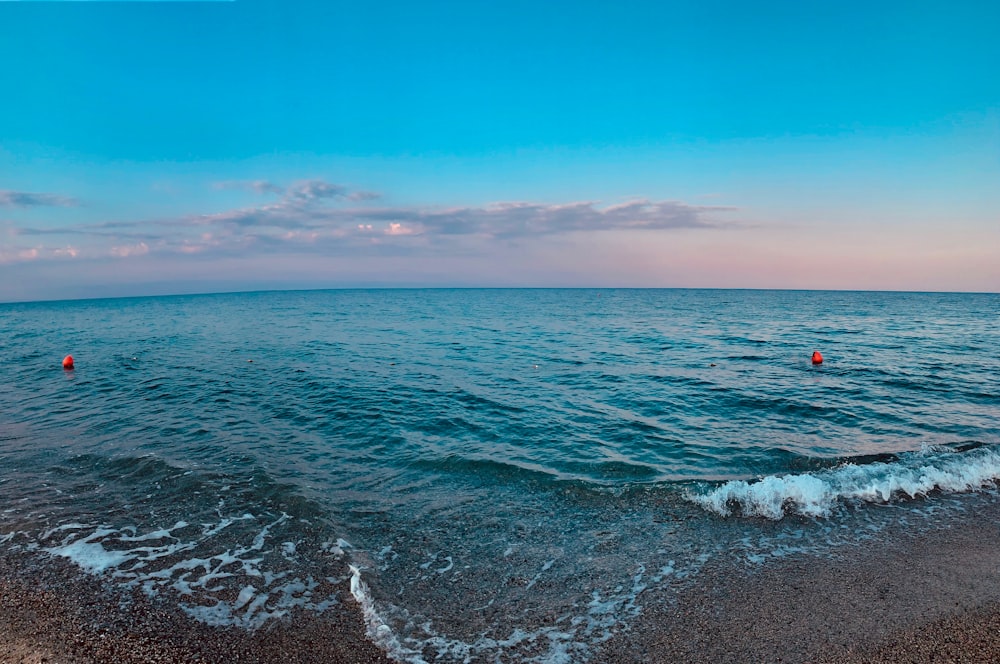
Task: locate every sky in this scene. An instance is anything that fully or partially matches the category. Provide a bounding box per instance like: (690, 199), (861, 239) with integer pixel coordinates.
(1, 0), (998, 302)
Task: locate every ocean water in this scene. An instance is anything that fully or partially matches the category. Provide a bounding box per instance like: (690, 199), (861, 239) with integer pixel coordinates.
(1, 289), (998, 661)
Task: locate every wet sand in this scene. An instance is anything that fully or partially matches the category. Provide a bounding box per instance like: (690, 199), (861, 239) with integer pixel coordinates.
(600, 499), (1000, 663)
(0, 547), (390, 664)
(5, 502), (1000, 663)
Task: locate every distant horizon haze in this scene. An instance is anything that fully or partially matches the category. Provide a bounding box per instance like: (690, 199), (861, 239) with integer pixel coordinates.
(3, 284), (999, 307)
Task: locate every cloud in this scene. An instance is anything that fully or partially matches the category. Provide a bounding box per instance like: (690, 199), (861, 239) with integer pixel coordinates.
(186, 182), (725, 238)
(286, 180), (348, 201)
(110, 242), (150, 258)
(385, 222), (415, 236)
(213, 180), (285, 196)
(0, 244), (80, 265)
(212, 179), (380, 202)
(347, 190), (381, 202)
(391, 199), (721, 238)
(3, 178), (735, 264)
(0, 190), (77, 208)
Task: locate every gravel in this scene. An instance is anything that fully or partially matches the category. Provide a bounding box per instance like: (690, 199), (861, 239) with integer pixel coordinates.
(0, 548), (389, 664)
(599, 500), (1000, 663)
(6, 500), (1000, 663)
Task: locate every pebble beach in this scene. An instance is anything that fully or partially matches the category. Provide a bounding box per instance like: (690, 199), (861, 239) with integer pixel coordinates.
(5, 497), (1000, 664)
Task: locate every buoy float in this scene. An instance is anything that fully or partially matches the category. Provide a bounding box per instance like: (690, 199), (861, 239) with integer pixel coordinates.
(811, 351), (823, 365)
(62, 355), (74, 370)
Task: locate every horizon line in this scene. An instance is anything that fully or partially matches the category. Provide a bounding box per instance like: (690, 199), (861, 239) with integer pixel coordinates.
(3, 285), (998, 306)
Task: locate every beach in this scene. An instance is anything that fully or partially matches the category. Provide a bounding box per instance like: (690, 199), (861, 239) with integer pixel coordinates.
(599, 493), (1000, 663)
(0, 545), (390, 664)
(3, 496), (1000, 663)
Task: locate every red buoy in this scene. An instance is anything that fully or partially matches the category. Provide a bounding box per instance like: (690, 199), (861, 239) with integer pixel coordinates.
(811, 351), (823, 365)
(62, 355), (74, 370)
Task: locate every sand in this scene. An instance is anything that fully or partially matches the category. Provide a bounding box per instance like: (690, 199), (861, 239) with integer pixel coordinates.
(0, 547), (390, 664)
(5, 501), (1000, 663)
(599, 499), (1000, 663)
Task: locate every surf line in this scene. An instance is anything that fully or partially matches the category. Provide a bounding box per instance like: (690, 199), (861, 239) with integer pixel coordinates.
(349, 564), (427, 663)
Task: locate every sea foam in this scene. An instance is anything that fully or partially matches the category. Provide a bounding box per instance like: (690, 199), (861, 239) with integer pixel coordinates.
(37, 513), (344, 630)
(350, 564), (428, 663)
(689, 446), (1000, 519)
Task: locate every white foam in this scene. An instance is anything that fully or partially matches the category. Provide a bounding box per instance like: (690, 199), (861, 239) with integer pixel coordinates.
(399, 619), (585, 664)
(360, 553), (669, 664)
(40, 522), (88, 541)
(524, 558), (556, 591)
(321, 536), (352, 557)
(372, 545), (399, 572)
(250, 513), (289, 550)
(46, 535), (135, 574)
(349, 564), (428, 664)
(34, 513), (344, 631)
(118, 521), (188, 542)
(689, 446), (1000, 519)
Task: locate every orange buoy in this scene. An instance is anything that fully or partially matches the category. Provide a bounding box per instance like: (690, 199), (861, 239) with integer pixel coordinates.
(811, 351), (823, 365)
(62, 355), (75, 370)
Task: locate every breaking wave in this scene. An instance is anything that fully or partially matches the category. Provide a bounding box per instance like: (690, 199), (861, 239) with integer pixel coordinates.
(688, 445), (1000, 519)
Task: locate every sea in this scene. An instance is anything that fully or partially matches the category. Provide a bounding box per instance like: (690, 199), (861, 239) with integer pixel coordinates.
(1, 289), (998, 662)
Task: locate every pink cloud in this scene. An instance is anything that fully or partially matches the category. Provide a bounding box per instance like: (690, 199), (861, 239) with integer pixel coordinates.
(385, 222), (416, 236)
(110, 242), (150, 258)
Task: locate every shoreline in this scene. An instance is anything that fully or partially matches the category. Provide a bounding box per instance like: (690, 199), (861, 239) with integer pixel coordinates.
(0, 546), (390, 664)
(600, 497), (1000, 663)
(5, 500), (1000, 663)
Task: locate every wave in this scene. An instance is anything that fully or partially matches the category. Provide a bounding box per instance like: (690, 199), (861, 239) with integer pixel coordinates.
(688, 444), (1000, 519)
(349, 564), (428, 664)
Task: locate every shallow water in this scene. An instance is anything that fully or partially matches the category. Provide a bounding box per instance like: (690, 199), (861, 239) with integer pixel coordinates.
(1, 289), (998, 661)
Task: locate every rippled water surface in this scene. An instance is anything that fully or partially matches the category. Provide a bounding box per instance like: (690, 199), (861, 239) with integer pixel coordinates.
(1, 289), (998, 661)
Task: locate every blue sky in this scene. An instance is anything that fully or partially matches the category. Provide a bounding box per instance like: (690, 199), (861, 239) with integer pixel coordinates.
(1, 0), (998, 301)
